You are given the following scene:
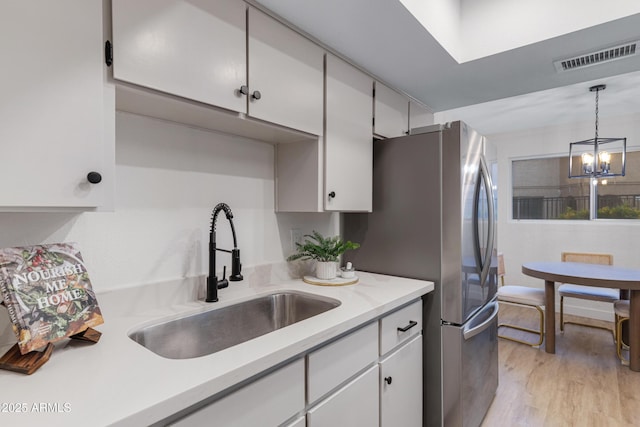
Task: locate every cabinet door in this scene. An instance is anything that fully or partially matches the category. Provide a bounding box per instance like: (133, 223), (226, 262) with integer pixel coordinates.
(248, 7), (324, 136)
(0, 0), (106, 208)
(324, 55), (373, 212)
(172, 358), (304, 427)
(409, 100), (434, 131)
(112, 0), (246, 113)
(307, 365), (379, 427)
(380, 335), (422, 427)
(374, 82), (409, 138)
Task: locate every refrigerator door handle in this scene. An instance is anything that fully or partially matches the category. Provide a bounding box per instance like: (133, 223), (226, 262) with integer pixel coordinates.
(463, 300), (499, 340)
(473, 155), (496, 287)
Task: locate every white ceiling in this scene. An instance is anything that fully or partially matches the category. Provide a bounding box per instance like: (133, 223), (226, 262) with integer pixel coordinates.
(254, 0), (640, 134)
(399, 0), (640, 63)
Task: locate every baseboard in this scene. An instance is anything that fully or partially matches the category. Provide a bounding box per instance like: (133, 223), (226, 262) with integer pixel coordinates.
(556, 302), (615, 322)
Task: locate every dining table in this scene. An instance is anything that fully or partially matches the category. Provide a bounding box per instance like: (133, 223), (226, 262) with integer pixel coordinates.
(522, 261), (640, 372)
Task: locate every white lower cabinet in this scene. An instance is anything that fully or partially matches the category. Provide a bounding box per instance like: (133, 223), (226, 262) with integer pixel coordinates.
(307, 365), (380, 427)
(171, 358), (304, 427)
(380, 335), (423, 427)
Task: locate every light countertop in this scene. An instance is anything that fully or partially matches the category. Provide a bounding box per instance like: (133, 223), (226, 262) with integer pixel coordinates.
(0, 264), (433, 426)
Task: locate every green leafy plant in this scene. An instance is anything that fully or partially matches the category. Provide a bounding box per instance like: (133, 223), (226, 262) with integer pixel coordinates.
(597, 204), (640, 219)
(287, 230), (360, 262)
(558, 207), (589, 219)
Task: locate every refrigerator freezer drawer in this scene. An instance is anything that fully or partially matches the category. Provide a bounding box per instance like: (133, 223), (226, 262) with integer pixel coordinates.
(442, 300), (499, 427)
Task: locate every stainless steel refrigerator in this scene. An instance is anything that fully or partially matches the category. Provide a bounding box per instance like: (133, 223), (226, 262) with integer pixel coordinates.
(343, 121), (498, 427)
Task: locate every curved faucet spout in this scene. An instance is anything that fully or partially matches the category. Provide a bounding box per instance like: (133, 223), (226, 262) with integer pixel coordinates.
(207, 203), (243, 303)
(210, 202), (238, 248)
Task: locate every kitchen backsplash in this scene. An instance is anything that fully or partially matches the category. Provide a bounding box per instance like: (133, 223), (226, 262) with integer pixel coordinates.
(0, 112), (337, 348)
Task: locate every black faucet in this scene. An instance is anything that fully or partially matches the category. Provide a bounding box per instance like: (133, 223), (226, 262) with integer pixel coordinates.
(206, 202), (243, 302)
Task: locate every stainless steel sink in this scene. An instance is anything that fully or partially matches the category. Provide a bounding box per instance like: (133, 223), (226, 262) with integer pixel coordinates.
(128, 291), (341, 359)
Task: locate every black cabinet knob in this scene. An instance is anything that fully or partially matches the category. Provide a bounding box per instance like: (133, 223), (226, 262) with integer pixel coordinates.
(328, 191), (336, 199)
(251, 90), (261, 100)
(239, 85), (248, 96)
(384, 376), (392, 385)
(87, 172), (102, 184)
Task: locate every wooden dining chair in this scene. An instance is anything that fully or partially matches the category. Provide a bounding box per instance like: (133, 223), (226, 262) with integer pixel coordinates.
(496, 253), (546, 347)
(614, 299), (630, 365)
(559, 252), (617, 338)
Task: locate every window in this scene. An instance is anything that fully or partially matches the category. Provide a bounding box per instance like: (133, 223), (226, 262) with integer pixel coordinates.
(512, 151), (640, 220)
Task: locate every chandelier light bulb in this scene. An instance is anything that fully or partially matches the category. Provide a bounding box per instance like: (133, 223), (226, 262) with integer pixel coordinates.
(598, 151), (611, 173)
(581, 152), (594, 174)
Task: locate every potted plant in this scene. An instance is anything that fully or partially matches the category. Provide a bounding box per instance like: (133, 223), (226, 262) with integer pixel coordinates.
(287, 230), (360, 280)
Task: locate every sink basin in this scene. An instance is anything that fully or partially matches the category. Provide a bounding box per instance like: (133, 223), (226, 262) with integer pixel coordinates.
(128, 291), (341, 359)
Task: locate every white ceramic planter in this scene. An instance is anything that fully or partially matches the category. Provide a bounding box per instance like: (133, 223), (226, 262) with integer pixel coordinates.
(315, 261), (337, 280)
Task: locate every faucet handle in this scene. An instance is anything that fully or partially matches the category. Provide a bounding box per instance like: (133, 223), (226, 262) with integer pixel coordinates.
(217, 266), (229, 289)
(230, 248), (243, 281)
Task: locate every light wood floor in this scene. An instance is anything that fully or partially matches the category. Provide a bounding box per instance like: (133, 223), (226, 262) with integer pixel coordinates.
(481, 304), (640, 427)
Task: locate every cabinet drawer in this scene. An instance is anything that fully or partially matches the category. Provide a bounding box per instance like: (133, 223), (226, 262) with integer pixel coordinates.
(380, 300), (422, 355)
(307, 322), (378, 404)
(307, 365), (379, 427)
(172, 358), (304, 427)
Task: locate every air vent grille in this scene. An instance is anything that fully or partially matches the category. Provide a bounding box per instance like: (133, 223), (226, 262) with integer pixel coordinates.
(554, 41), (638, 72)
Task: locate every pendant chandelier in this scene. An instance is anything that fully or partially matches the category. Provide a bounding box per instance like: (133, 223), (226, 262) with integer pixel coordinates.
(568, 84), (626, 179)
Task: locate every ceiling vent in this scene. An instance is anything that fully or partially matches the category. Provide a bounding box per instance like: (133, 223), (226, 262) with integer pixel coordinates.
(554, 41), (638, 72)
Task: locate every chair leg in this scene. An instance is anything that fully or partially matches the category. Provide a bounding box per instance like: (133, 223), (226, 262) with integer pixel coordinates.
(560, 296), (615, 341)
(498, 302), (544, 347)
(560, 295), (564, 332)
(616, 316), (629, 365)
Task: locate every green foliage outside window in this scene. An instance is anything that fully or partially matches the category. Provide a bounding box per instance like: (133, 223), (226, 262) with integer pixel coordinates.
(558, 204), (640, 219)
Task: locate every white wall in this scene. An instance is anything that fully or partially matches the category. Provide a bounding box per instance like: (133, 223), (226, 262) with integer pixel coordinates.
(493, 112), (640, 321)
(0, 112), (337, 292)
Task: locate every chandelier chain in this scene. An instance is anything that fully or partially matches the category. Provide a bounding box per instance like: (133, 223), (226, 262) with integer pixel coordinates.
(594, 87), (599, 141)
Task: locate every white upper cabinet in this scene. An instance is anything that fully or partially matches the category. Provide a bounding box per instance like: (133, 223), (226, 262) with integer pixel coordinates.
(324, 55), (373, 212)
(374, 82), (409, 138)
(111, 1), (323, 137)
(409, 100), (434, 130)
(0, 0), (110, 209)
(248, 7), (324, 136)
(111, 0), (247, 113)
